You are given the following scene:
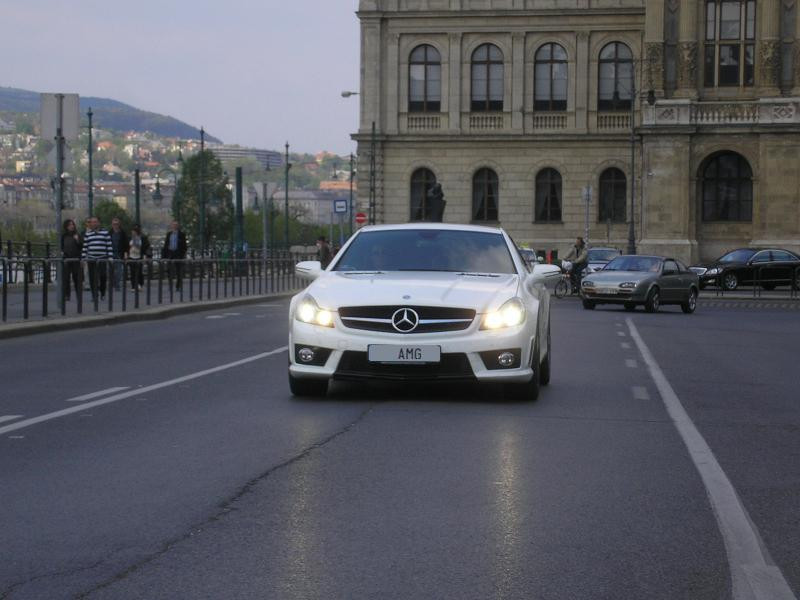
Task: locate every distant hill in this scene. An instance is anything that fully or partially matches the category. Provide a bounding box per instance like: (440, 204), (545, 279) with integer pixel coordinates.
(0, 86), (221, 142)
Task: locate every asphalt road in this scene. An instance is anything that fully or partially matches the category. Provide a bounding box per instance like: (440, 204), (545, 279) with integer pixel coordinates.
(1, 298), (798, 599)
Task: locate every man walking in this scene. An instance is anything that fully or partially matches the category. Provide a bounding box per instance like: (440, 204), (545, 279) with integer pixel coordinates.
(109, 217), (129, 290)
(81, 216), (113, 300)
(317, 236), (332, 269)
(162, 221), (187, 291)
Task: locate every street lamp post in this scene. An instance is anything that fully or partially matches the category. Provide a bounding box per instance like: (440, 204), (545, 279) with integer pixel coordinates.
(284, 142), (291, 253)
(627, 75), (637, 256)
(134, 168), (141, 225)
(199, 127), (206, 255)
(349, 152), (355, 236)
(87, 108), (94, 217)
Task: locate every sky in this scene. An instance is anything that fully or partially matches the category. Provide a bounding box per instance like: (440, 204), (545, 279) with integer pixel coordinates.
(2, 0), (361, 155)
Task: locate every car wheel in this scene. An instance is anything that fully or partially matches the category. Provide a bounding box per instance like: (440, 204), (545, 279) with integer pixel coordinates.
(539, 326), (551, 386)
(645, 287), (661, 313)
(582, 299), (596, 310)
(681, 288), (698, 314)
(793, 272), (800, 291)
(288, 372), (328, 397)
(554, 279), (568, 299)
(722, 272), (738, 291)
(624, 302), (636, 312)
(505, 340), (540, 402)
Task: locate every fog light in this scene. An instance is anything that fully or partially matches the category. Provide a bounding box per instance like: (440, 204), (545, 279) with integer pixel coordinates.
(498, 352), (515, 367)
(298, 347), (315, 363)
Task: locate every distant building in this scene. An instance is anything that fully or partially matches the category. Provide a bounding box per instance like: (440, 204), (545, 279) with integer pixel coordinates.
(320, 180), (356, 192)
(209, 145), (282, 170)
(15, 161), (31, 173)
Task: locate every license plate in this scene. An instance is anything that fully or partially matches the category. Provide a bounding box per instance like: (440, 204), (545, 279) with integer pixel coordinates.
(368, 345), (441, 364)
(596, 288), (617, 295)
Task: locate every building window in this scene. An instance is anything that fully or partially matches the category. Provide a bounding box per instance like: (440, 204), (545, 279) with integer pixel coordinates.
(535, 168), (562, 222)
(409, 45), (441, 113)
(598, 42), (633, 111)
(599, 168), (627, 223)
(534, 43), (568, 111)
(704, 0), (755, 87)
(471, 44), (504, 112)
(472, 168), (499, 221)
(410, 168), (437, 221)
(701, 152), (753, 221)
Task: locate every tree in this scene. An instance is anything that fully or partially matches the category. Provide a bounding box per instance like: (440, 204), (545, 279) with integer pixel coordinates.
(174, 149), (233, 251)
(94, 200), (133, 230)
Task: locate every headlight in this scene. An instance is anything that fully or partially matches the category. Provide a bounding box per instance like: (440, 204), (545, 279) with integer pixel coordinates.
(295, 295), (335, 327)
(619, 282), (637, 289)
(706, 267), (721, 276)
(482, 297), (526, 330)
(582, 280), (595, 287)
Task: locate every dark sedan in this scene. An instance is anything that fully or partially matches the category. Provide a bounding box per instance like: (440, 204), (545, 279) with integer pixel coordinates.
(690, 248), (800, 291)
(585, 247), (622, 274)
(581, 255), (699, 313)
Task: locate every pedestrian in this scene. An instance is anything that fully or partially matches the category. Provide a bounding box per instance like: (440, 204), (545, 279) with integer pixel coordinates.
(126, 224), (151, 290)
(61, 219), (82, 301)
(81, 216), (113, 300)
(564, 236), (589, 292)
(162, 220), (187, 291)
(317, 236), (332, 269)
(108, 217), (129, 291)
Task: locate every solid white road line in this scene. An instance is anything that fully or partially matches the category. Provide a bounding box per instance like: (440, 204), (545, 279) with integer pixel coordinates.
(626, 318), (796, 600)
(0, 415), (23, 425)
(65, 387), (130, 403)
(0, 347), (288, 437)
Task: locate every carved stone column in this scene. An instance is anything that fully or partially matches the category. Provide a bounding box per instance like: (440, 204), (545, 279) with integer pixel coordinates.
(448, 33), (462, 132)
(792, 0), (800, 94)
(759, 0), (782, 94)
(511, 33), (525, 131)
(675, 0), (698, 98)
(644, 0), (666, 95)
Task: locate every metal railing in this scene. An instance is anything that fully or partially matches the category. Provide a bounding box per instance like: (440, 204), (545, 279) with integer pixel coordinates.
(712, 265), (800, 300)
(1, 255), (313, 323)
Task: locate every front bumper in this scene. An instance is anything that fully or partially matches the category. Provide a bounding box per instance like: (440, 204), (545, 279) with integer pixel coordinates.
(581, 286), (648, 303)
(289, 318), (536, 384)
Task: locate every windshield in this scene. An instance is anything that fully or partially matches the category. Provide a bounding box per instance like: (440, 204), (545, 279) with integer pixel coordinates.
(603, 256), (663, 272)
(588, 248), (620, 262)
(719, 249), (757, 263)
(333, 229), (517, 274)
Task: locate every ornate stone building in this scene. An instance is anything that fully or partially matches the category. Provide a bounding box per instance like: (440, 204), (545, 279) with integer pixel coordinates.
(353, 0), (800, 261)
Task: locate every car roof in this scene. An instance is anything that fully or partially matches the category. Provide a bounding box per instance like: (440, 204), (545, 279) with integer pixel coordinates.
(614, 255), (665, 260)
(358, 223), (505, 234)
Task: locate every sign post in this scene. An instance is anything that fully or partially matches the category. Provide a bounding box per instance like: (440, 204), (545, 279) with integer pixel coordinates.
(333, 199), (348, 247)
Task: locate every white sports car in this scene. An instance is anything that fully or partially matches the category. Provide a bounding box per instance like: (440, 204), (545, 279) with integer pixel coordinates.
(288, 224), (559, 400)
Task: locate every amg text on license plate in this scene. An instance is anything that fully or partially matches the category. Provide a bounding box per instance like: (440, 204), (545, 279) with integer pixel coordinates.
(367, 345), (441, 363)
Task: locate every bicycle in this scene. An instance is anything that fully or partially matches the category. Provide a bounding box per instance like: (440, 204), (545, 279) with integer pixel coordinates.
(554, 261), (578, 299)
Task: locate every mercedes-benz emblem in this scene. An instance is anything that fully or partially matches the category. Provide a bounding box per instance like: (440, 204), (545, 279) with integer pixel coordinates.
(391, 308), (419, 333)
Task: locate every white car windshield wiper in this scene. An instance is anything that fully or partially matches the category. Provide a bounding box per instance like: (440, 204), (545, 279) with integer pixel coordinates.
(457, 272), (501, 278)
(338, 270), (385, 275)
(396, 268), (456, 272)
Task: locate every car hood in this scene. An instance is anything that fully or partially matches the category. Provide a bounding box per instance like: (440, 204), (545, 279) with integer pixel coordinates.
(307, 271), (520, 313)
(584, 270), (654, 285)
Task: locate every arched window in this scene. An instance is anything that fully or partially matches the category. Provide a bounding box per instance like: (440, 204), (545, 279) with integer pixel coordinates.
(701, 152), (753, 221)
(471, 44), (504, 112)
(599, 168), (627, 223)
(409, 45), (441, 113)
(598, 42), (633, 111)
(534, 43), (568, 111)
(535, 169), (562, 222)
(410, 168), (437, 221)
(703, 0), (755, 87)
(472, 168), (499, 222)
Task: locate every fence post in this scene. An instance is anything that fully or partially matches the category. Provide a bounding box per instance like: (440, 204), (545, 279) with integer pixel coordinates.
(42, 259), (48, 318)
(1, 259), (7, 322)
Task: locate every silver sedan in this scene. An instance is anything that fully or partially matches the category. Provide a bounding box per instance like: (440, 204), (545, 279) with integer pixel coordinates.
(580, 256), (699, 313)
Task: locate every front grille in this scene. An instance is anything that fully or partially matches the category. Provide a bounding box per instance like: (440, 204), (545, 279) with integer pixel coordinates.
(339, 306), (475, 334)
(335, 351), (475, 381)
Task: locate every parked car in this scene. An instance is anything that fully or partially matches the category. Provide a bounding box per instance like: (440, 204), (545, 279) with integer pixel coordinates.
(581, 255), (699, 313)
(585, 247), (622, 274)
(518, 247), (539, 267)
(289, 224), (560, 400)
(690, 248), (800, 291)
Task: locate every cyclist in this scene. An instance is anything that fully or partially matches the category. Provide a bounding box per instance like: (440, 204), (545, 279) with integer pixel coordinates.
(564, 237), (588, 293)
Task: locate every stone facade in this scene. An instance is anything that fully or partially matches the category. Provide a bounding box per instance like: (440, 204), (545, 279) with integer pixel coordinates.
(354, 0), (800, 262)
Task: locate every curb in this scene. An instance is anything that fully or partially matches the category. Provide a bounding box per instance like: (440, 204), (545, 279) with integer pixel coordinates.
(0, 293), (296, 340)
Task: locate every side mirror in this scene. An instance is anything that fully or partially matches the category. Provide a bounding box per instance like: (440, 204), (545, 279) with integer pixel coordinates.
(296, 260), (323, 281)
(530, 263), (561, 284)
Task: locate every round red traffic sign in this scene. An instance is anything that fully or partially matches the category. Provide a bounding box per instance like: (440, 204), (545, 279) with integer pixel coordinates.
(355, 212), (367, 225)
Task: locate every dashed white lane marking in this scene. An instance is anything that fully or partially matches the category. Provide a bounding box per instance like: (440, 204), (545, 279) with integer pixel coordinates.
(0, 415), (23, 425)
(632, 386), (650, 401)
(0, 346), (289, 437)
(621, 342), (632, 350)
(616, 331), (626, 337)
(205, 315), (225, 320)
(65, 387), (130, 403)
(627, 318), (796, 600)
(625, 358), (638, 368)
(8, 436), (24, 440)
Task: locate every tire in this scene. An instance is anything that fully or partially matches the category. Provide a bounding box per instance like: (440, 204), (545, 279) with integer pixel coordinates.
(645, 287), (661, 313)
(554, 279), (568, 299)
(288, 372), (328, 397)
(539, 326), (551, 386)
(681, 287), (698, 314)
(505, 340), (540, 401)
(793, 272), (800, 291)
(582, 299), (596, 310)
(722, 272), (738, 291)
(624, 302), (636, 312)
